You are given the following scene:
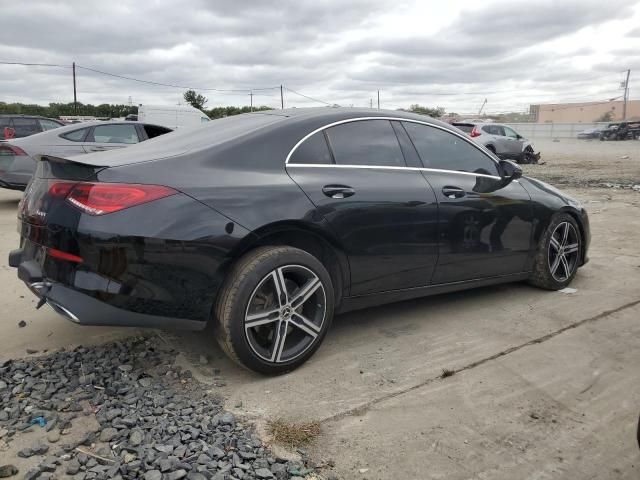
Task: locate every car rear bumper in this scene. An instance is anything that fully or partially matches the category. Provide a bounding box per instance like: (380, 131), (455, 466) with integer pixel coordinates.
(10, 247), (208, 330)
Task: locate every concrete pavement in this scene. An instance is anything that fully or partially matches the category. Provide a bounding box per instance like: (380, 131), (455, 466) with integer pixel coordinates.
(1, 186), (638, 479)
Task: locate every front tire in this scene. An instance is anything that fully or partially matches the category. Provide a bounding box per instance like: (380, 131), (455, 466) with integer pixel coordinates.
(214, 246), (334, 374)
(529, 213), (582, 290)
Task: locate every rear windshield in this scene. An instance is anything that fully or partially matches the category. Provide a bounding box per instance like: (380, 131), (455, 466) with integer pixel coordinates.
(453, 123), (474, 134)
(68, 113), (286, 167)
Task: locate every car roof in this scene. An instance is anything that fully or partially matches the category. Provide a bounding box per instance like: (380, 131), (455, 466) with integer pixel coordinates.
(0, 114), (62, 121)
(60, 107), (459, 167)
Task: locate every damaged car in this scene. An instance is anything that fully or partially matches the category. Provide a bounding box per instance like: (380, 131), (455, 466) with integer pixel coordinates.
(453, 121), (541, 164)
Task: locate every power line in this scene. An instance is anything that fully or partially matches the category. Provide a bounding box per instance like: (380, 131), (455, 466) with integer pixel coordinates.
(75, 65), (278, 92)
(283, 87), (332, 106)
(0, 61), (71, 68)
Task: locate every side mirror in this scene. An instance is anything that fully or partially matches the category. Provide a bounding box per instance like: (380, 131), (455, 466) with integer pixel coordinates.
(499, 159), (522, 181)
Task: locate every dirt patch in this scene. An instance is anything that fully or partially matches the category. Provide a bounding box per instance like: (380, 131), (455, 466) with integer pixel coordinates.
(267, 419), (321, 449)
(523, 138), (640, 188)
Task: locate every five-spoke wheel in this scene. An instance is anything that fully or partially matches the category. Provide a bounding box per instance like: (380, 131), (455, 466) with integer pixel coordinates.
(548, 222), (580, 282)
(245, 265), (326, 364)
(530, 213), (582, 290)
(214, 246), (334, 374)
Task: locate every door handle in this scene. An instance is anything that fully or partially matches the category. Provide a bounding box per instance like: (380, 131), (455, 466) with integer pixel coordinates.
(322, 185), (355, 199)
(442, 186), (466, 199)
(89, 147), (106, 152)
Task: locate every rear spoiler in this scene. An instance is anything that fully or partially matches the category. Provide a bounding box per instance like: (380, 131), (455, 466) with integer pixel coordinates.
(37, 154), (88, 165)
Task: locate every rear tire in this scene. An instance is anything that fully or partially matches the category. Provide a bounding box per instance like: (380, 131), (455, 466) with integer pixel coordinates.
(214, 246), (334, 374)
(529, 213), (582, 290)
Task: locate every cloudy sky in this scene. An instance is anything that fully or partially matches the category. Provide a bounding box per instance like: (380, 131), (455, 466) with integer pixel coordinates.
(1, 0), (639, 114)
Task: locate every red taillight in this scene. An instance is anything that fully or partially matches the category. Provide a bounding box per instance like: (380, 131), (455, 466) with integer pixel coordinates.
(48, 181), (76, 198)
(470, 127), (481, 138)
(62, 182), (177, 215)
(47, 247), (83, 263)
(0, 144), (27, 156)
(3, 127), (15, 140)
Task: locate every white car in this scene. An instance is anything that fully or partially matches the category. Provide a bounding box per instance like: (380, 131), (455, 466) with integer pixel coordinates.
(0, 121), (171, 190)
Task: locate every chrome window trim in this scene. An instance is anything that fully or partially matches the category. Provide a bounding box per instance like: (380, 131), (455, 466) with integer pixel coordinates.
(286, 163), (502, 180)
(284, 116), (502, 177)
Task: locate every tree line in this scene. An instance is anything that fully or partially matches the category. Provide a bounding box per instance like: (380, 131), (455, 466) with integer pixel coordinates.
(0, 100), (273, 120)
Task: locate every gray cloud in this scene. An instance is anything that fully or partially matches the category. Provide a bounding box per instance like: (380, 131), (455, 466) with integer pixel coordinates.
(0, 0), (638, 112)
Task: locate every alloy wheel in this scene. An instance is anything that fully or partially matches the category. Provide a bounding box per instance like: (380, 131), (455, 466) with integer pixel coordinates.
(244, 265), (326, 363)
(548, 221), (580, 282)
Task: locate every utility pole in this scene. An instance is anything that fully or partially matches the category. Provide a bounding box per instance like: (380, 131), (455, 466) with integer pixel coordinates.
(249, 92), (253, 112)
(72, 62), (77, 114)
(280, 85), (284, 109)
(370, 98), (373, 109)
(622, 69), (630, 120)
(377, 90), (380, 109)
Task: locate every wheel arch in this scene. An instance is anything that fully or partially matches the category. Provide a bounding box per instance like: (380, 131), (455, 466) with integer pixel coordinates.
(561, 207), (588, 266)
(232, 221), (350, 308)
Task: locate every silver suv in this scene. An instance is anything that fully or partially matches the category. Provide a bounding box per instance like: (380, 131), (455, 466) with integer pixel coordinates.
(452, 121), (540, 164)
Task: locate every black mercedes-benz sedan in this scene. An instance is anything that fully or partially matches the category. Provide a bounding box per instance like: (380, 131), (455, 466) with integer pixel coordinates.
(9, 108), (590, 374)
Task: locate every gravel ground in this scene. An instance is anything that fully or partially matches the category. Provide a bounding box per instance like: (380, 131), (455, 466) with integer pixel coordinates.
(0, 337), (319, 480)
(522, 138), (640, 188)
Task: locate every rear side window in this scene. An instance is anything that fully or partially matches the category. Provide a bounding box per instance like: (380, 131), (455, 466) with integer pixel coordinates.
(482, 125), (505, 136)
(325, 120), (405, 167)
(143, 125), (172, 139)
(39, 119), (62, 131)
(61, 128), (89, 142)
(91, 124), (139, 144)
(403, 122), (499, 177)
(11, 118), (40, 136)
(289, 132), (333, 164)
(0, 118), (10, 128)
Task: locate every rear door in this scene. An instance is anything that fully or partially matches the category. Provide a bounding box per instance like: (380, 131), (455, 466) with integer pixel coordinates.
(83, 123), (140, 153)
(286, 119), (439, 296)
(481, 125), (508, 153)
(50, 127), (91, 157)
(502, 126), (524, 156)
(403, 121), (533, 283)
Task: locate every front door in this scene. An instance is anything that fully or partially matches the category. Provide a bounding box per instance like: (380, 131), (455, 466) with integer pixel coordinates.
(286, 119), (439, 296)
(402, 121), (534, 284)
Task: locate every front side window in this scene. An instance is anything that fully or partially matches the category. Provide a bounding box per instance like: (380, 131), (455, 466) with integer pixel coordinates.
(403, 122), (499, 177)
(325, 120), (405, 167)
(91, 124), (139, 144)
(503, 126), (519, 138)
(61, 128), (89, 142)
(290, 131), (333, 164)
(39, 119), (62, 131)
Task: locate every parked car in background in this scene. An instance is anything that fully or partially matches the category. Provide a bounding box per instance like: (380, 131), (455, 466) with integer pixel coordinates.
(577, 127), (604, 139)
(0, 121), (171, 190)
(9, 108), (590, 374)
(452, 121), (540, 164)
(137, 104), (209, 130)
(0, 115), (64, 140)
(599, 121), (640, 141)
